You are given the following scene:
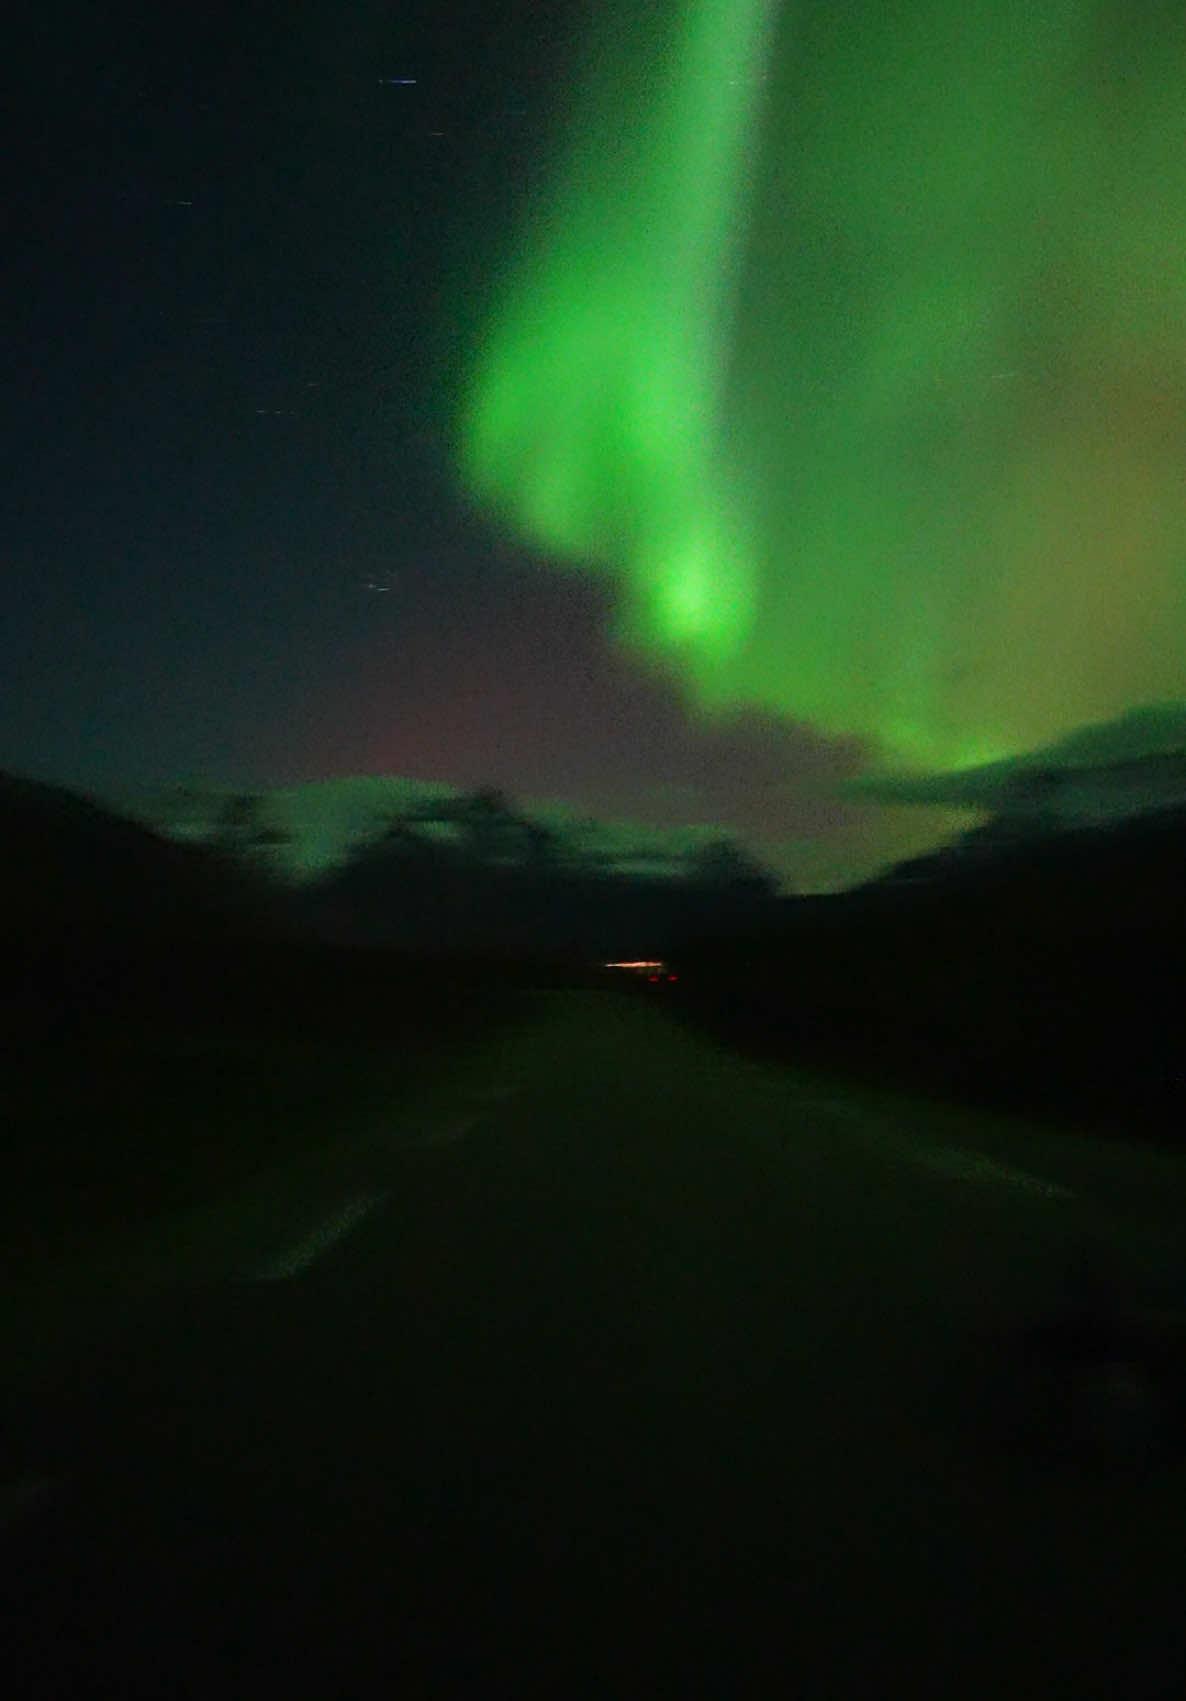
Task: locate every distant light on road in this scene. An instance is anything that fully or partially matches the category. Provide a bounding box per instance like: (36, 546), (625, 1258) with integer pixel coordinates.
(603, 958), (675, 986)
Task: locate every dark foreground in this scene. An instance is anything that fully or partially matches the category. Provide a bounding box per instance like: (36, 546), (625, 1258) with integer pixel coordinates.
(5, 995), (1186, 1698)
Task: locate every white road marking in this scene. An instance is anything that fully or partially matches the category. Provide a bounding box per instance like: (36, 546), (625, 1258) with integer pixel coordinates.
(250, 1190), (390, 1281)
(793, 1098), (1076, 1202)
(253, 1089), (515, 1277)
(372, 1087), (519, 1151)
(911, 1146), (1075, 1200)
(419, 1113), (480, 1147)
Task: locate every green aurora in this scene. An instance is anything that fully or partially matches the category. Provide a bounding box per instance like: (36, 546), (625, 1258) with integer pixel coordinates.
(459, 0), (1186, 777)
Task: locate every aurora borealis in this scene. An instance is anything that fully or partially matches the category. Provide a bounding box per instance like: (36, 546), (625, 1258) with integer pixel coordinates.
(461, 0), (1186, 776)
(11, 0), (1186, 896)
(460, 0), (778, 676)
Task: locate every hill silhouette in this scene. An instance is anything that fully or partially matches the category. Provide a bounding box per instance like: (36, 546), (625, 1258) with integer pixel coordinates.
(0, 773), (538, 1260)
(669, 805), (1186, 1142)
(0, 769), (300, 1051)
(0, 770), (281, 949)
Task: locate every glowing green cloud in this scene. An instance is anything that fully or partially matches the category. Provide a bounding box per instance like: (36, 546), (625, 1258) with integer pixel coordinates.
(460, 1), (1186, 774)
(459, 0), (777, 679)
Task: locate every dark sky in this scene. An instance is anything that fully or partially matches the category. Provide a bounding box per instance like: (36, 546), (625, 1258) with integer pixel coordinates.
(2, 0), (922, 890)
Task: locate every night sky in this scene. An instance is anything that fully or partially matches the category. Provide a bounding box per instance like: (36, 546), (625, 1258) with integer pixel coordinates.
(7, 1), (1186, 890)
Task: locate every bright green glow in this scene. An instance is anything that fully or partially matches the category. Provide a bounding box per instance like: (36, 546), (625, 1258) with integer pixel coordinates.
(460, 0), (776, 680)
(460, 1), (1186, 772)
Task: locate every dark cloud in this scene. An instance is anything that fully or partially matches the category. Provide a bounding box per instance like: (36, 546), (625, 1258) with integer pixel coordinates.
(306, 559), (872, 874)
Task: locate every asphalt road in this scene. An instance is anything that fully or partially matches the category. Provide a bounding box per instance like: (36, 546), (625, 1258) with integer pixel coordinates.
(5, 992), (1186, 1698)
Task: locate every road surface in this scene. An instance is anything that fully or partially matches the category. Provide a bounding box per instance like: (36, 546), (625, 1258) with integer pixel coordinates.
(4, 992), (1186, 1697)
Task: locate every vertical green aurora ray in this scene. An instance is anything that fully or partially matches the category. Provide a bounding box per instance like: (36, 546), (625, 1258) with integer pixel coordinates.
(460, 1), (1186, 773)
(459, 0), (778, 679)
